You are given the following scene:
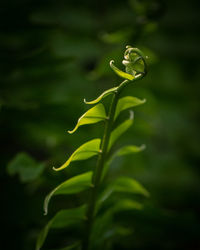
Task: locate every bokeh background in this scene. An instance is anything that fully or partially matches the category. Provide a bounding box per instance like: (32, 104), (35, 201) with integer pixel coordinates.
(1, 0), (200, 249)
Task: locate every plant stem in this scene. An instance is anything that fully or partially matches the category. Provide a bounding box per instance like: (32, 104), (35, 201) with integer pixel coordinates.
(82, 80), (128, 250)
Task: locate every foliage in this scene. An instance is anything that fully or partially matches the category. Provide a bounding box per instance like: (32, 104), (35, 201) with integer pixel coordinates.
(1, 0), (200, 250)
(36, 46), (149, 250)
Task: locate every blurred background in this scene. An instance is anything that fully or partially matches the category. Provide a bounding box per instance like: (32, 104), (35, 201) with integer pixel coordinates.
(1, 0), (200, 249)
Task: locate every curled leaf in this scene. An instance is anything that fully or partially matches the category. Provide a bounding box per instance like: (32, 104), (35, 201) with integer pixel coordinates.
(115, 96), (146, 119)
(110, 60), (135, 81)
(53, 139), (101, 171)
(84, 86), (118, 105)
(44, 172), (92, 215)
(68, 104), (107, 134)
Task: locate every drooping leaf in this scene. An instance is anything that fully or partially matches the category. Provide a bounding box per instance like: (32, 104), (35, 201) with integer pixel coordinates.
(110, 60), (135, 81)
(108, 112), (134, 150)
(7, 152), (45, 183)
(68, 104), (107, 134)
(84, 86), (118, 105)
(115, 96), (146, 119)
(36, 206), (86, 250)
(44, 172), (92, 215)
(53, 139), (101, 171)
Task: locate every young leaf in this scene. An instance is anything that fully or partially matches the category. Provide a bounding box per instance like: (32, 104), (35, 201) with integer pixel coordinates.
(44, 172), (92, 215)
(68, 104), (107, 134)
(108, 112), (134, 150)
(53, 139), (101, 171)
(110, 60), (135, 81)
(36, 206), (86, 250)
(84, 86), (118, 105)
(115, 96), (146, 119)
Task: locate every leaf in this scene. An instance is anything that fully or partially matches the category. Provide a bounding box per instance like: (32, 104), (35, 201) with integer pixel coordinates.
(7, 152), (45, 183)
(115, 96), (146, 119)
(44, 172), (92, 215)
(108, 112), (134, 150)
(110, 60), (135, 81)
(111, 177), (149, 197)
(113, 199), (143, 212)
(53, 139), (101, 171)
(84, 86), (118, 105)
(36, 206), (86, 250)
(114, 144), (146, 157)
(99, 176), (149, 207)
(68, 104), (107, 134)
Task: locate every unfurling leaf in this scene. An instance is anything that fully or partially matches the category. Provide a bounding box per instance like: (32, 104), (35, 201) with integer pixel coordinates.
(53, 139), (101, 171)
(44, 172), (92, 215)
(68, 104), (107, 134)
(36, 206), (86, 250)
(115, 96), (146, 119)
(109, 113), (134, 150)
(110, 60), (135, 81)
(84, 86), (118, 105)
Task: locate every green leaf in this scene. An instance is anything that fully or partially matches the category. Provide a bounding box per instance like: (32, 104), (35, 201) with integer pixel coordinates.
(111, 177), (149, 197)
(108, 112), (134, 150)
(7, 152), (45, 183)
(84, 86), (118, 105)
(110, 60), (135, 81)
(68, 104), (107, 134)
(36, 206), (86, 250)
(114, 144), (146, 157)
(44, 172), (92, 215)
(115, 96), (146, 119)
(113, 199), (143, 212)
(53, 139), (101, 171)
(99, 176), (149, 207)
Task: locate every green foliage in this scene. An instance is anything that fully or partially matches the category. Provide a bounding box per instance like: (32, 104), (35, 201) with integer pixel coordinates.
(36, 206), (86, 250)
(68, 104), (107, 134)
(44, 172), (92, 215)
(53, 139), (100, 171)
(7, 152), (45, 183)
(37, 46), (148, 250)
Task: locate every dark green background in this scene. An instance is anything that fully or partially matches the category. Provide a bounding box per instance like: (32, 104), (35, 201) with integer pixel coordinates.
(1, 0), (200, 249)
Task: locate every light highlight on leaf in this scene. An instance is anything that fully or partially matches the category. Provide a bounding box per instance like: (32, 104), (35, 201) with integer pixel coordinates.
(115, 96), (146, 119)
(53, 139), (101, 171)
(36, 206), (86, 250)
(110, 60), (135, 81)
(84, 86), (118, 105)
(68, 104), (107, 134)
(44, 172), (92, 215)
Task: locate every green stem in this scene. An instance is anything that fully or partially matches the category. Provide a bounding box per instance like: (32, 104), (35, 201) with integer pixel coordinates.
(82, 80), (128, 250)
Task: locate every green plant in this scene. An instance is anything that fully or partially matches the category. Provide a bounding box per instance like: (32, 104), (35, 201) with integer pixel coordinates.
(36, 46), (149, 250)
